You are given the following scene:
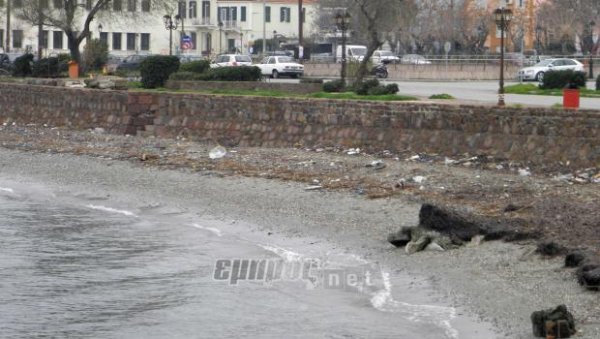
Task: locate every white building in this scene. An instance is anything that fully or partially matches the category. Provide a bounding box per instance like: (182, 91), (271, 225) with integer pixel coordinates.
(0, 0), (318, 58)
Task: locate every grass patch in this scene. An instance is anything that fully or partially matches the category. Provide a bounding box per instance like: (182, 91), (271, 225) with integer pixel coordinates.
(429, 93), (454, 99)
(505, 83), (600, 98)
(131, 87), (418, 102)
(309, 91), (417, 101)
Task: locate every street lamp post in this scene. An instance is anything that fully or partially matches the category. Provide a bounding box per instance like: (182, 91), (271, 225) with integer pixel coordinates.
(494, 7), (512, 107)
(163, 14), (182, 56)
(335, 12), (351, 85)
(218, 21), (223, 54)
(272, 30), (277, 51)
(588, 21), (595, 79)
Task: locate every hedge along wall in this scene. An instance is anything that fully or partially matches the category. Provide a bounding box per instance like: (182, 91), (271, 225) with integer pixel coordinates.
(0, 82), (599, 169)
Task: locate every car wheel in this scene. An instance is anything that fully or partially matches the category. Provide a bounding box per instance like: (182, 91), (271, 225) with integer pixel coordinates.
(291, 74), (299, 79)
(272, 70), (279, 79)
(536, 72), (544, 82)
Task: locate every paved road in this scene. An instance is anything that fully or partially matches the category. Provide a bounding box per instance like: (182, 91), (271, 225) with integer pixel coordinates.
(384, 80), (600, 110)
(271, 77), (600, 110)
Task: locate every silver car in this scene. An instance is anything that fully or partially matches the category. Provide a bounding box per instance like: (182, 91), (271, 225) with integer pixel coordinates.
(518, 58), (584, 82)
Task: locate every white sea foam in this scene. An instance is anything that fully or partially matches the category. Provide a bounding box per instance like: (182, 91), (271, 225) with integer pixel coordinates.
(191, 223), (222, 237)
(86, 204), (138, 217)
(259, 244), (303, 262)
(0, 187), (15, 194)
(369, 269), (458, 338)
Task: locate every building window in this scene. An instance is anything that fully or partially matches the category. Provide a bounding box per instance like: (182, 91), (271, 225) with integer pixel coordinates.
(189, 32), (196, 50)
(201, 1), (210, 19)
(178, 1), (186, 18)
(13, 30), (23, 48)
(100, 32), (108, 46)
(189, 1), (197, 18)
(86, 0), (93, 10)
(302, 8), (305, 23)
(112, 32), (122, 50)
(231, 7), (237, 21)
(141, 33), (150, 51)
(0, 0), (4, 7)
(52, 0), (62, 9)
(40, 0), (49, 9)
(241, 6), (246, 22)
(126, 33), (136, 50)
(127, 0), (136, 12)
(41, 30), (48, 48)
(13, 0), (22, 7)
(53, 31), (63, 49)
(141, 0), (150, 12)
(265, 6), (270, 22)
(113, 0), (122, 11)
(0, 30), (4, 48)
(280, 7), (290, 23)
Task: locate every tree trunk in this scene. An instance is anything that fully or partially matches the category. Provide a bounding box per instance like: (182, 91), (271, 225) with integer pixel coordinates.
(67, 32), (81, 64)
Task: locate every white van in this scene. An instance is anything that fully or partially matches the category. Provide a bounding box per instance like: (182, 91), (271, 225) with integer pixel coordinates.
(335, 45), (367, 62)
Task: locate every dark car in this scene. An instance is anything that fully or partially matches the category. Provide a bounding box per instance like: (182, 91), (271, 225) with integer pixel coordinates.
(116, 54), (149, 71)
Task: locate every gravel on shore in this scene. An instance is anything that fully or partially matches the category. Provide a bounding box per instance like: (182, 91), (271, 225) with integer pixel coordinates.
(0, 124), (599, 338)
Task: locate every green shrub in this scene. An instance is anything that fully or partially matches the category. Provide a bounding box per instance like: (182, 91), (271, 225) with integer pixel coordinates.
(140, 55), (180, 88)
(82, 39), (108, 71)
(201, 66), (261, 81)
(57, 54), (71, 73)
(300, 78), (324, 84)
(353, 79), (380, 95)
(384, 83), (399, 94)
(322, 79), (345, 93)
(596, 74), (600, 91)
(429, 93), (454, 99)
(12, 53), (34, 77)
(32, 57), (62, 78)
(169, 71), (202, 81)
(539, 70), (586, 89)
(179, 60), (210, 74)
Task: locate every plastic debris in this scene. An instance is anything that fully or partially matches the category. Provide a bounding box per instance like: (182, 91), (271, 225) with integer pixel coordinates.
(518, 168), (531, 176)
(209, 146), (227, 159)
(347, 148), (360, 155)
(366, 160), (386, 170)
(412, 176), (426, 183)
(304, 185), (323, 191)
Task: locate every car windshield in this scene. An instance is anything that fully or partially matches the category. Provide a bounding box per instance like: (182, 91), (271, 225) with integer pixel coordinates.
(235, 55), (252, 62)
(278, 57), (294, 63)
(350, 48), (367, 56)
(535, 60), (554, 67)
(380, 51), (394, 56)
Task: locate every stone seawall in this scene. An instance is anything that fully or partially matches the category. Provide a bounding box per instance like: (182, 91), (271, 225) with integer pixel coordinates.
(0, 82), (598, 169)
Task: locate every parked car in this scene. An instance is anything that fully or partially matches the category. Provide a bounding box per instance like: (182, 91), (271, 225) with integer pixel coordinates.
(371, 50), (400, 64)
(178, 54), (205, 63)
(518, 58), (584, 82)
(256, 56), (304, 78)
(116, 54), (149, 71)
(210, 54), (253, 68)
(401, 54), (432, 65)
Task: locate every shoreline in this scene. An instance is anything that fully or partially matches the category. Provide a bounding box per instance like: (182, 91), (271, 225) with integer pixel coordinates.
(0, 141), (599, 337)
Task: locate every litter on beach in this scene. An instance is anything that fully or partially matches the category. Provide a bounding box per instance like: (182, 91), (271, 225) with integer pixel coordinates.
(209, 146), (227, 159)
(304, 185), (323, 191)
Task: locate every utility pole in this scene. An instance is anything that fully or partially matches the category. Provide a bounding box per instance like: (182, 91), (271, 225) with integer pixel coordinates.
(6, 0), (11, 52)
(37, 0), (43, 59)
(298, 0), (304, 48)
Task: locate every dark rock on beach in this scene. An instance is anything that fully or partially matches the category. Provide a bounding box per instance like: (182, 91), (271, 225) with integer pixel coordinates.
(536, 241), (567, 257)
(565, 252), (586, 268)
(387, 226), (412, 248)
(577, 264), (600, 291)
(530, 304), (576, 338)
(418, 203), (480, 241)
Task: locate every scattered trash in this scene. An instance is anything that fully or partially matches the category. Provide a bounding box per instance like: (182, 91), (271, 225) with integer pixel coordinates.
(518, 168), (531, 176)
(412, 176), (426, 184)
(304, 185), (323, 191)
(407, 155), (420, 161)
(139, 153), (159, 161)
(92, 127), (105, 134)
(365, 160), (386, 170)
(209, 146), (227, 159)
(347, 148), (360, 155)
(354, 186), (365, 195)
(444, 157), (456, 165)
